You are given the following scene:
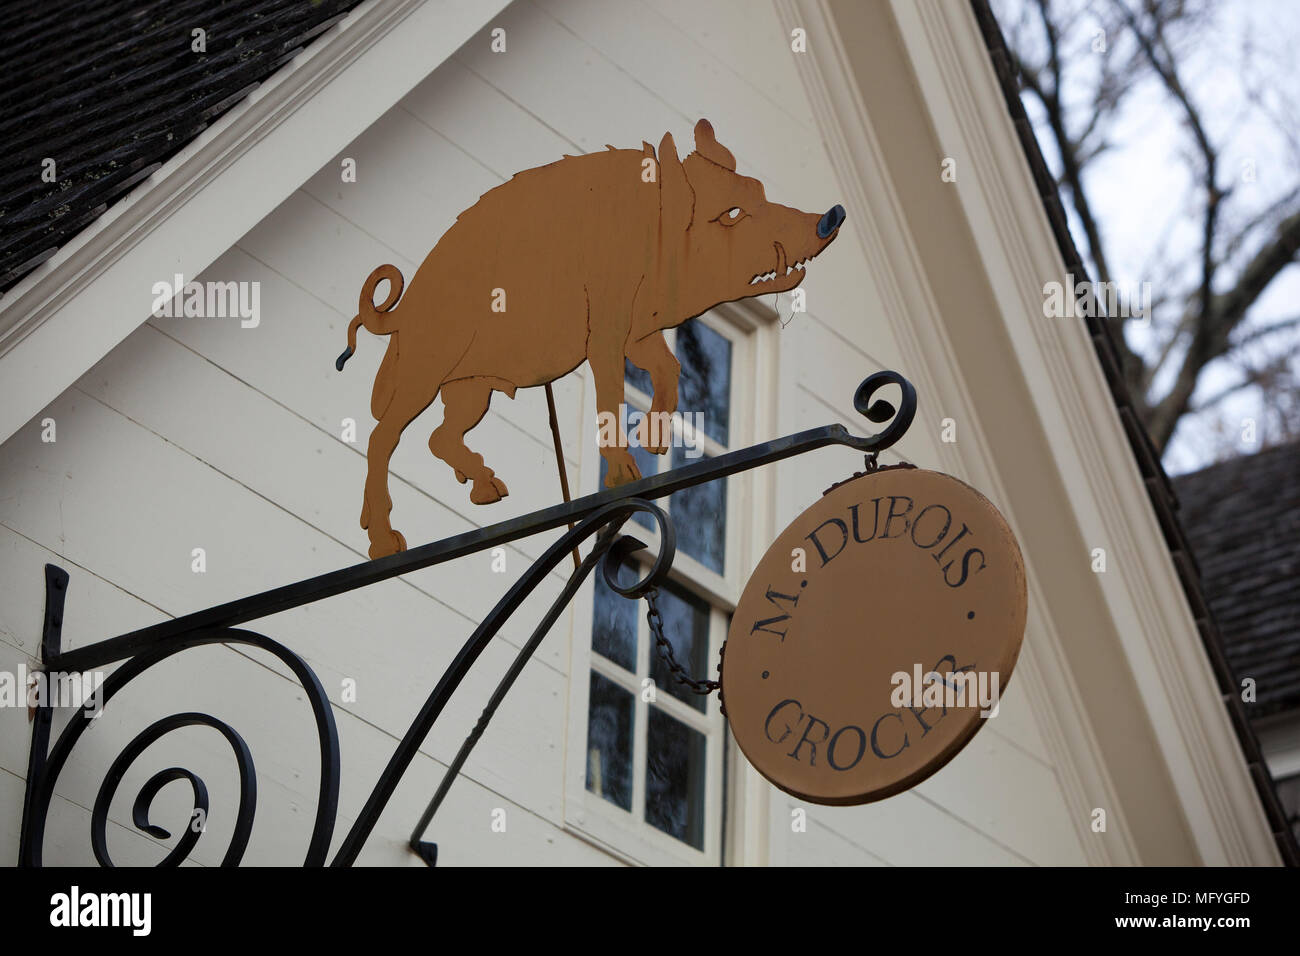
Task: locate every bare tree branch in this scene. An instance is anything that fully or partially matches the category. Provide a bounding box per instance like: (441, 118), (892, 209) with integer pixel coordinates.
(998, 0), (1300, 459)
(1229, 315), (1300, 349)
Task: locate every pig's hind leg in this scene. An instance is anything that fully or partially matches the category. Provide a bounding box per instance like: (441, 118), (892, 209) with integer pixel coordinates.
(362, 374), (440, 559)
(429, 378), (509, 504)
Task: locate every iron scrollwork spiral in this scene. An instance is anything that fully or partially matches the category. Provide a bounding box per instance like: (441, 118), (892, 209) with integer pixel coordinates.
(853, 369), (918, 455)
(23, 628), (340, 867)
(600, 498), (676, 599)
(23, 370), (921, 866)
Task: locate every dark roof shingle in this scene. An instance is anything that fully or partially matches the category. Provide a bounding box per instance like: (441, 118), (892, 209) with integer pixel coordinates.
(971, 0), (1299, 864)
(1175, 442), (1300, 717)
(0, 0), (365, 291)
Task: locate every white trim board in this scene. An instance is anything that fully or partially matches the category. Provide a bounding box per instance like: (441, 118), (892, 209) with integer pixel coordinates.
(777, 0), (1278, 863)
(0, 0), (509, 445)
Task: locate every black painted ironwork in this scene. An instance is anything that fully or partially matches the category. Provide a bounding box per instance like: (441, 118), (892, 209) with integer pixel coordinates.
(645, 587), (722, 697)
(18, 370), (917, 867)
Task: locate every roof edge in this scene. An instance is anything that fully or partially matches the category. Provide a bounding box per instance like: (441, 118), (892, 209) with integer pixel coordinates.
(968, 0), (1296, 866)
(0, 0), (508, 445)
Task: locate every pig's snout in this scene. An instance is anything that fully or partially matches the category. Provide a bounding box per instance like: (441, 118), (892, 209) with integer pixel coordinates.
(817, 204), (846, 239)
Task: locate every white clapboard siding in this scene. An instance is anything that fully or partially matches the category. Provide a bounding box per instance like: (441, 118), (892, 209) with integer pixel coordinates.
(0, 773), (195, 868)
(452, 1), (883, 357)
(0, 528), (606, 867)
(913, 731), (1086, 864)
(782, 790), (1034, 867)
(76, 322), (572, 658)
(401, 59), (579, 181)
(645, 0), (818, 123)
(0, 0), (1088, 867)
(784, 816), (891, 867)
(0, 394), (573, 826)
(535, 0), (822, 181)
(152, 243), (582, 566)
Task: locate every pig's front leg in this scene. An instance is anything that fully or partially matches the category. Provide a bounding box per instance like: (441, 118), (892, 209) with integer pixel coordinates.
(589, 310), (642, 488)
(626, 330), (680, 456)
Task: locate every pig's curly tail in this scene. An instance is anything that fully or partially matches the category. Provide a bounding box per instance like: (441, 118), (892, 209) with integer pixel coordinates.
(335, 264), (404, 371)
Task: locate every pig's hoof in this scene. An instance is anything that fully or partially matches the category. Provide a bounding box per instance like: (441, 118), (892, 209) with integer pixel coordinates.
(635, 418), (669, 455)
(454, 468), (468, 484)
(360, 499), (371, 530)
(604, 458), (643, 488)
(369, 529), (407, 560)
(470, 478), (505, 504)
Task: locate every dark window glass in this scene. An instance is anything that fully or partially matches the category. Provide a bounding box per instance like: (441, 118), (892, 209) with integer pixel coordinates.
(646, 707), (707, 850)
(676, 322), (732, 445)
(1275, 772), (1300, 844)
(648, 582), (711, 713)
(586, 672), (634, 811)
(591, 571), (637, 671)
(670, 446), (726, 573)
(625, 357), (653, 398)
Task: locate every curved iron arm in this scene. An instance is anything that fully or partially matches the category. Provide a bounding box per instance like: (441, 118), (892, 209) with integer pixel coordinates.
(21, 371), (917, 867)
(332, 497), (675, 866)
(21, 628), (340, 867)
(404, 499), (676, 863)
(43, 372), (917, 678)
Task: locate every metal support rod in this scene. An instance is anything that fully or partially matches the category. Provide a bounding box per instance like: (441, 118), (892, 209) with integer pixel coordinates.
(544, 381), (582, 572)
(18, 565), (67, 864)
(329, 501), (649, 866)
(19, 370), (916, 867)
(48, 391), (907, 678)
(408, 523), (622, 860)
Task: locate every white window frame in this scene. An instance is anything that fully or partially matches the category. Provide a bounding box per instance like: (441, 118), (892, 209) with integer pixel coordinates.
(562, 301), (779, 866)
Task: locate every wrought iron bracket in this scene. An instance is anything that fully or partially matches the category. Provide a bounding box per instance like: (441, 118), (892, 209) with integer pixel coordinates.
(18, 370), (916, 867)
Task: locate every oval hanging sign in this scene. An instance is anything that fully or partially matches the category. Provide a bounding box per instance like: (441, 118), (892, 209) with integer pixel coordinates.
(722, 466), (1027, 806)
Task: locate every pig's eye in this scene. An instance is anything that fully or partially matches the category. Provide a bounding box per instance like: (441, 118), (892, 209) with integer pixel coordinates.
(716, 206), (746, 226)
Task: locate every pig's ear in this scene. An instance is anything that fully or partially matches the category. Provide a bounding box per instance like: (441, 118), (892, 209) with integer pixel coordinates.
(693, 119), (736, 171)
(657, 130), (695, 233)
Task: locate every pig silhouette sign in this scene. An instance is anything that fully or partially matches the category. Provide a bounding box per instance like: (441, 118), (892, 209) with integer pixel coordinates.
(336, 119), (846, 559)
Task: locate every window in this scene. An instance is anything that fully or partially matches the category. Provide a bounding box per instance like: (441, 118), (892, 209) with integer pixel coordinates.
(1275, 770), (1300, 844)
(568, 313), (760, 865)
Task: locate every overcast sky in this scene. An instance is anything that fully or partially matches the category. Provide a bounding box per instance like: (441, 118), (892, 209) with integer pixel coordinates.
(996, 0), (1300, 475)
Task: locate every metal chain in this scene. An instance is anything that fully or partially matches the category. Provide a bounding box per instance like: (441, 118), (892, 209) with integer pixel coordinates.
(644, 587), (721, 697)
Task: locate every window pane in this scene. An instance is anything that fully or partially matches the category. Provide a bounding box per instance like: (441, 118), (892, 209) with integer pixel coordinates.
(649, 581), (711, 713)
(676, 322), (732, 445)
(1275, 773), (1300, 844)
(670, 446), (726, 573)
(586, 672), (634, 811)
(624, 357), (653, 398)
(599, 446), (660, 533)
(646, 707), (707, 850)
(591, 570), (637, 671)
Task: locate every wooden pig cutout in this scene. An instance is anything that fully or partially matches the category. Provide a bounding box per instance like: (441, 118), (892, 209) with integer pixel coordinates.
(336, 119), (845, 559)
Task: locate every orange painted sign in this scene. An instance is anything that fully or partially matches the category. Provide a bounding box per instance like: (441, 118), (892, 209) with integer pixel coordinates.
(722, 467), (1027, 805)
(335, 119), (845, 559)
